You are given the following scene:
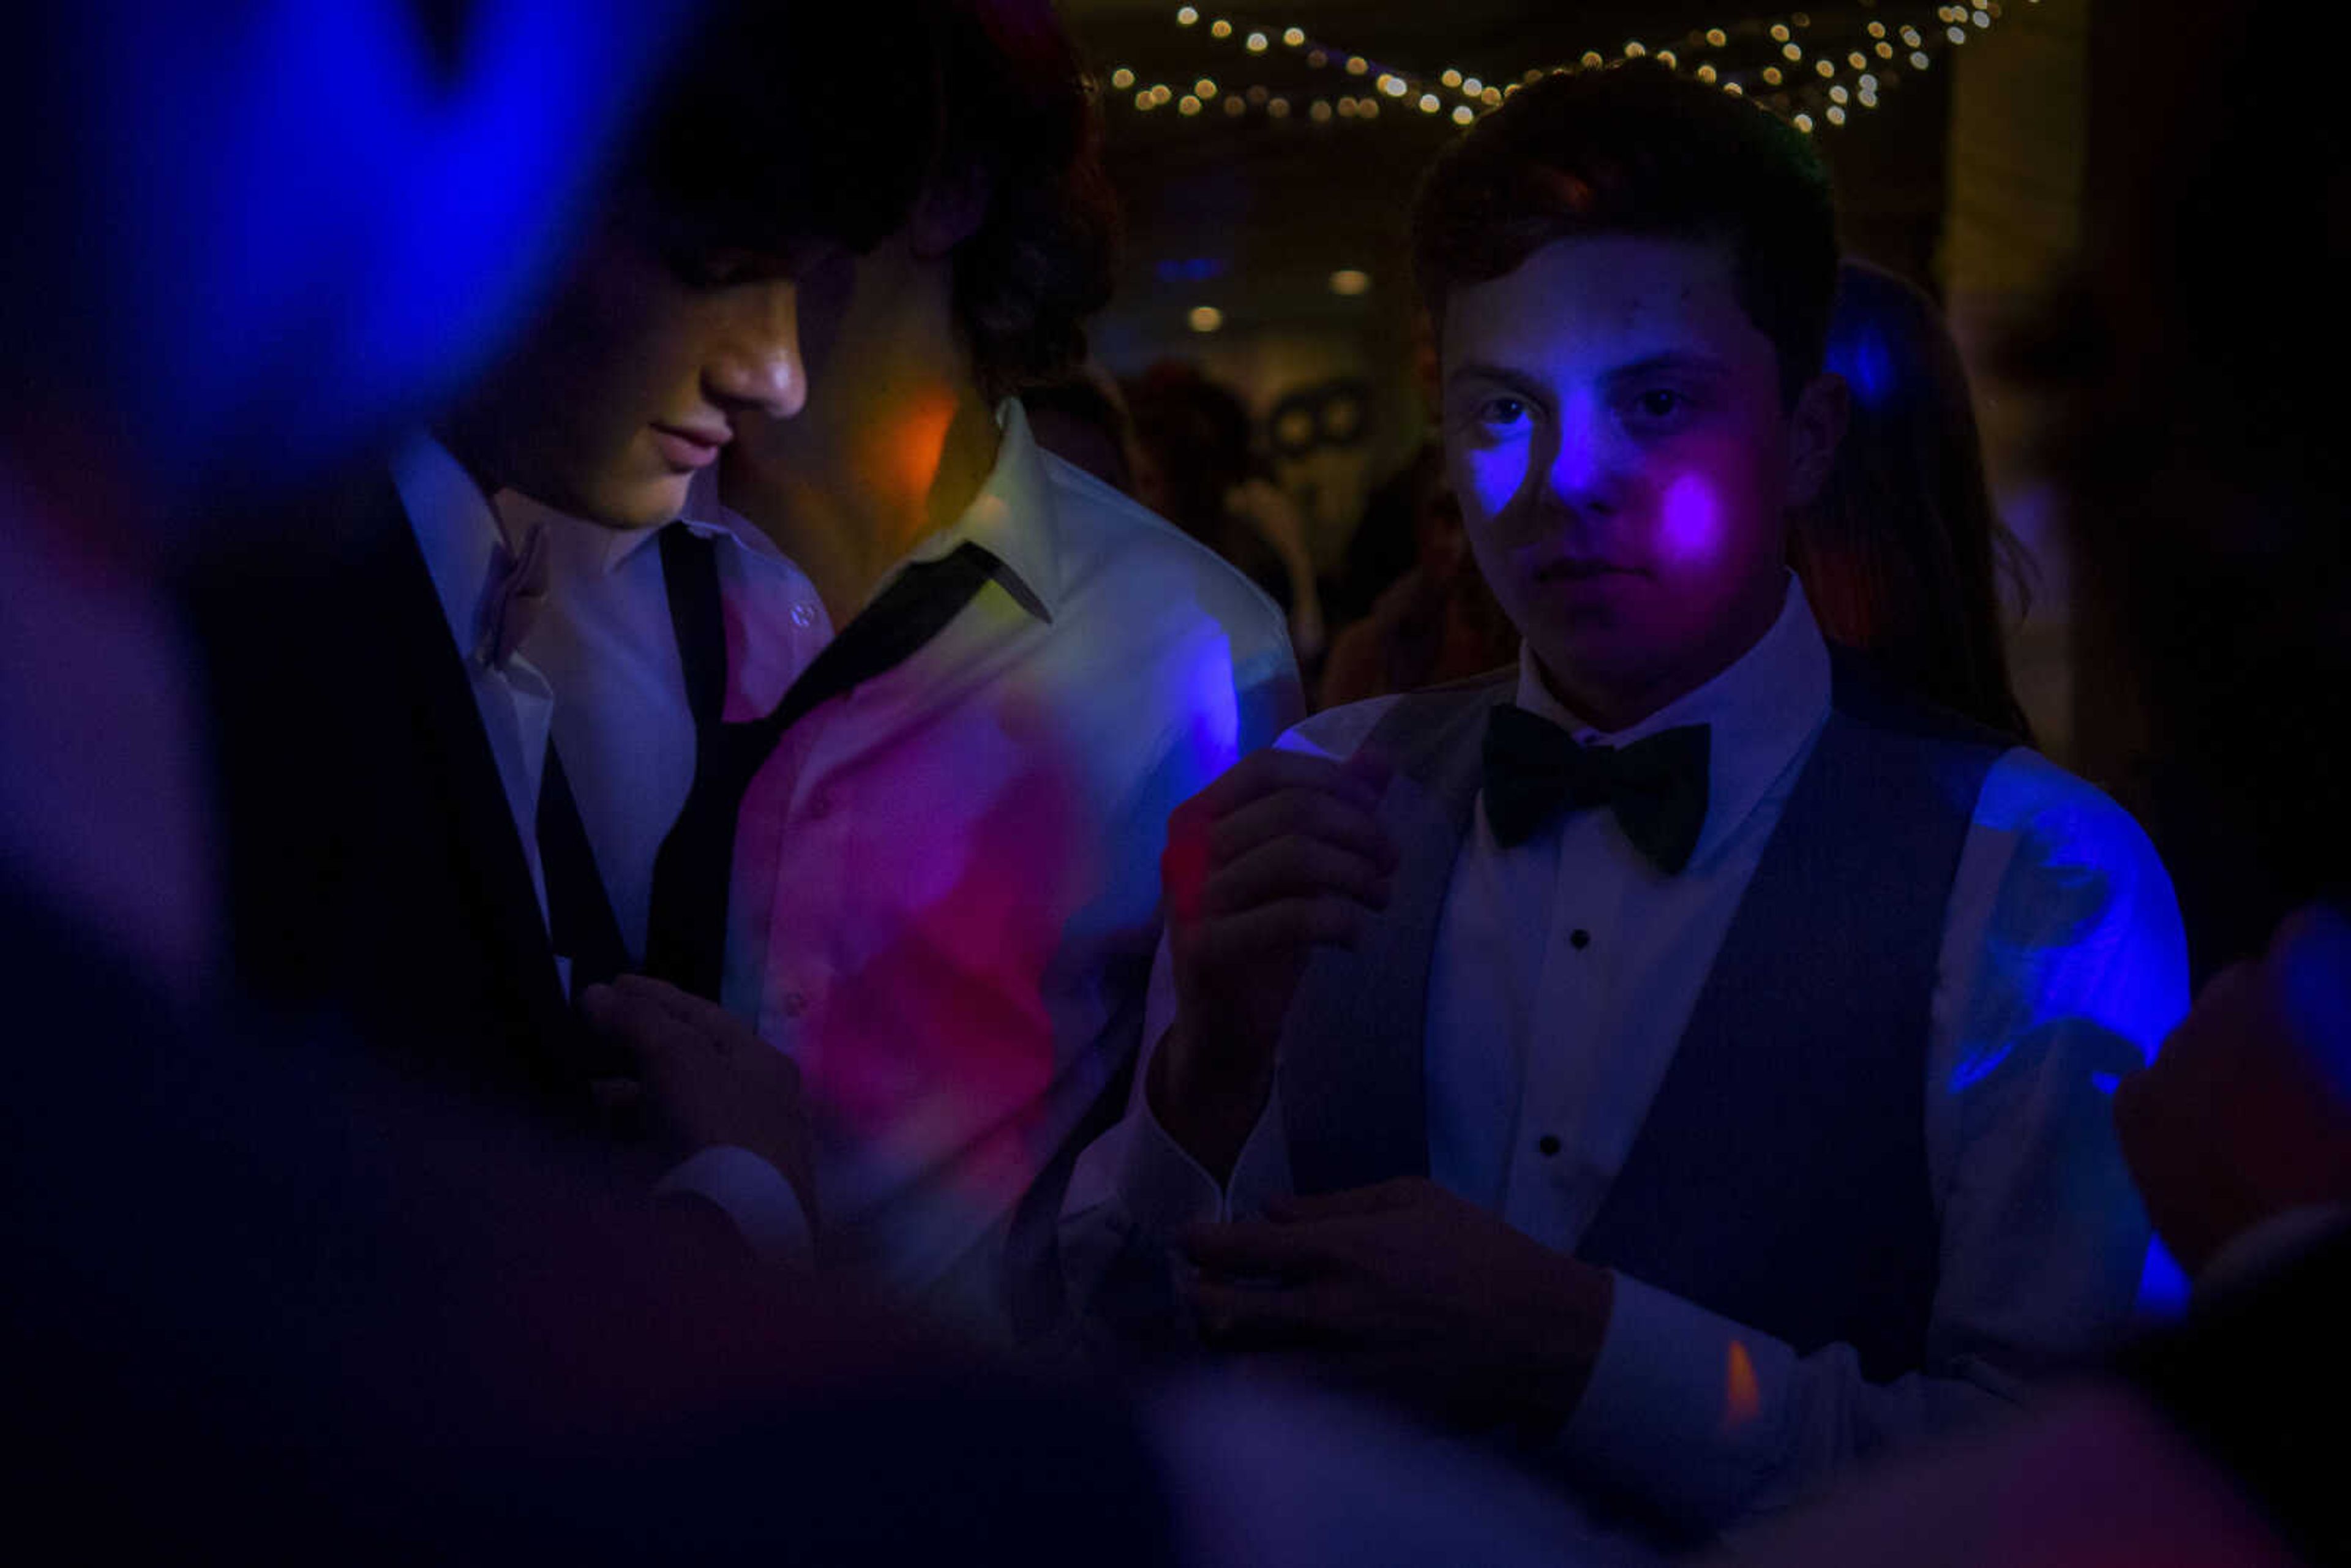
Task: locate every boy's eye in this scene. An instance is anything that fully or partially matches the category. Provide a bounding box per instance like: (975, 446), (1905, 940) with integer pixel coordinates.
(1480, 396), (1529, 424)
(1630, 389), (1688, 419)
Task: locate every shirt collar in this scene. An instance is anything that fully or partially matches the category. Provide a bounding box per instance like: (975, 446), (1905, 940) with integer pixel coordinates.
(1513, 572), (1832, 869)
(389, 429), (509, 659)
(889, 397), (1058, 624)
(536, 463), (786, 578)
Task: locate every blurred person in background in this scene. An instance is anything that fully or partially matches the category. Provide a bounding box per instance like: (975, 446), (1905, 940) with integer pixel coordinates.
(1023, 365), (1141, 495)
(1715, 1), (2348, 1559)
(1327, 310), (1447, 631)
(1318, 441), (1518, 708)
(1128, 359), (1327, 665)
(1789, 258), (2036, 743)
(519, 0), (1302, 1338)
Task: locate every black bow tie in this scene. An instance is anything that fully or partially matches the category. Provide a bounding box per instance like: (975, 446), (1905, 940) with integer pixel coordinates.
(1481, 705), (1711, 873)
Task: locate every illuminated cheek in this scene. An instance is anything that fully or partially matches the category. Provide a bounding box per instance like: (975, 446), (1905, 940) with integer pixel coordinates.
(1456, 444), (1528, 527)
(1657, 471), (1723, 567)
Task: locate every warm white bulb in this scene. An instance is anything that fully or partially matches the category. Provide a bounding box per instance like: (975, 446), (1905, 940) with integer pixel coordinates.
(1187, 305), (1223, 333)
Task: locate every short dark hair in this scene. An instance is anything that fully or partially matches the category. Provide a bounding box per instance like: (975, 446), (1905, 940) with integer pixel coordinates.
(1411, 61), (1838, 403)
(625, 0), (1116, 400)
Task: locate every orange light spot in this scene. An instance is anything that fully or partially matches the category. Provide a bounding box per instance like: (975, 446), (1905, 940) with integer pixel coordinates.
(1723, 1341), (1762, 1430)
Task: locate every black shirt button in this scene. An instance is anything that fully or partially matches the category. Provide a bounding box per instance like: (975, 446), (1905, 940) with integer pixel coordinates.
(1537, 1134), (1562, 1157)
(1570, 928), (1591, 950)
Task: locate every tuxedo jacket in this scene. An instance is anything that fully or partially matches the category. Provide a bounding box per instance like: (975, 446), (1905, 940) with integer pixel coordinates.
(182, 468), (591, 1114)
(1277, 653), (2010, 1380)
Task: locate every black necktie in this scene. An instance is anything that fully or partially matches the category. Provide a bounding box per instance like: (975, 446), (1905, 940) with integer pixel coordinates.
(642, 527), (1009, 1000)
(1481, 704), (1712, 874)
(537, 738), (628, 996)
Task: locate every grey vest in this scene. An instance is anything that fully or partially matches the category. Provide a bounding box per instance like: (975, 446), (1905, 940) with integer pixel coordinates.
(1277, 651), (2008, 1380)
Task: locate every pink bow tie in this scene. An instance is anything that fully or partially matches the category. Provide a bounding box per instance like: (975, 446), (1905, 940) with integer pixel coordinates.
(474, 521), (550, 671)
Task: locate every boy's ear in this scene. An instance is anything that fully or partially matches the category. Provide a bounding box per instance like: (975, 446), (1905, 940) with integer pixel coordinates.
(907, 162), (991, 260)
(1784, 370), (1850, 511)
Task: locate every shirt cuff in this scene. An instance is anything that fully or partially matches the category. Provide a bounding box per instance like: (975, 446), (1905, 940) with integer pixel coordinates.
(1111, 1083), (1294, 1233)
(654, 1145), (814, 1268)
(1553, 1272), (1796, 1532)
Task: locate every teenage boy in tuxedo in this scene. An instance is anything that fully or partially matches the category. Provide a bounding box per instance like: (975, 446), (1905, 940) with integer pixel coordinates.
(1064, 62), (2188, 1540)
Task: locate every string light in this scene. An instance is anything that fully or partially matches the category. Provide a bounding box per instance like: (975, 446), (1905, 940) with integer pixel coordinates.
(1187, 304), (1223, 332)
(1116, 6), (2006, 135)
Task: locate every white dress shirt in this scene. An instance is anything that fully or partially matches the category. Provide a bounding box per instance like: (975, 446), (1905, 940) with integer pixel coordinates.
(389, 432), (554, 934)
(522, 401), (1301, 1332)
(1065, 578), (2189, 1531)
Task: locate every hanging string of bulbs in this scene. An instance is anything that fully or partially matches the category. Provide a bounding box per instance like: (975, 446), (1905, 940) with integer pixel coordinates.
(1107, 2), (2026, 135)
